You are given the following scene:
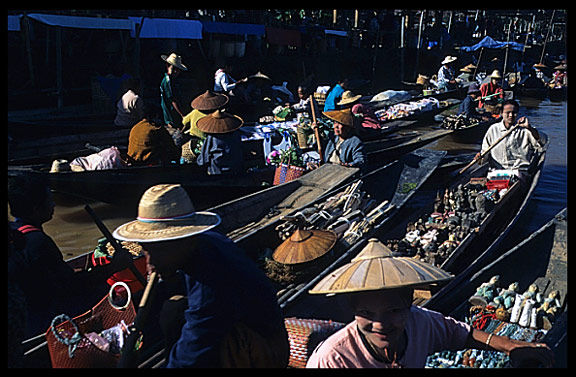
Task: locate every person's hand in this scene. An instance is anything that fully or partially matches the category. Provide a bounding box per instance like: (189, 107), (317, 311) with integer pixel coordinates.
(307, 161), (319, 170)
(107, 245), (134, 274)
(517, 116), (530, 128)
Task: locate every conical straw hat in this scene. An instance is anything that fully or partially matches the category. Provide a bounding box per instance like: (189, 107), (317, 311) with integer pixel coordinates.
(309, 238), (453, 294)
(196, 109), (244, 134)
(322, 108), (355, 128)
(272, 229), (337, 265)
(337, 91), (362, 106)
(191, 90), (229, 111)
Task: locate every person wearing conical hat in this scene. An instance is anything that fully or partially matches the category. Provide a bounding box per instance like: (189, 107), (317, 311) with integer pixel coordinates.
(551, 64), (567, 88)
(337, 91), (380, 133)
(112, 184), (290, 367)
(316, 108), (367, 172)
(436, 55), (458, 91)
(305, 239), (553, 368)
(160, 53), (188, 130)
(478, 69), (504, 109)
(182, 90), (230, 139)
(195, 109), (245, 176)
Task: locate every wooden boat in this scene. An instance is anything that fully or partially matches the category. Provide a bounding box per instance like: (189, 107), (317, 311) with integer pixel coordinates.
(548, 86), (567, 102)
(422, 208), (567, 368)
(20, 147), (445, 368)
(439, 116), (499, 144)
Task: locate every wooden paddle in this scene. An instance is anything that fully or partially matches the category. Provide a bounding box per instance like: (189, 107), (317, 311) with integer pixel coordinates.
(309, 94), (324, 163)
(458, 122), (522, 175)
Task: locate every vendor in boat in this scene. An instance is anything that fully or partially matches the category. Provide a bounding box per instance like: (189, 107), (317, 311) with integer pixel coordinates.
(436, 55), (458, 91)
(323, 77), (349, 112)
(182, 90), (229, 139)
(160, 53), (188, 130)
(112, 184), (290, 367)
(126, 103), (182, 166)
(458, 83), (490, 121)
(291, 84), (312, 121)
(114, 77), (145, 127)
(551, 64), (567, 88)
(305, 240), (554, 368)
(8, 173), (133, 338)
(478, 99), (544, 176)
(213, 59), (248, 96)
(337, 90), (380, 133)
(313, 108), (367, 172)
(196, 109), (245, 176)
(479, 70), (504, 109)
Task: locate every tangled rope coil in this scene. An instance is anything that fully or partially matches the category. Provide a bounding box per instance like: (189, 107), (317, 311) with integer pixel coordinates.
(51, 314), (83, 359)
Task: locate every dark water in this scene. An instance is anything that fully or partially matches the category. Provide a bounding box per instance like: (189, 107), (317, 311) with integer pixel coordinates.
(39, 97), (566, 260)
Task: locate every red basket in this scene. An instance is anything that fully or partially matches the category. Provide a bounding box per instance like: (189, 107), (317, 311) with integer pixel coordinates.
(273, 163), (305, 185)
(46, 294), (136, 368)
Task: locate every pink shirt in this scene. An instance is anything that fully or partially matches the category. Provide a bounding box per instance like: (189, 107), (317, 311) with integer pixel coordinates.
(306, 306), (471, 368)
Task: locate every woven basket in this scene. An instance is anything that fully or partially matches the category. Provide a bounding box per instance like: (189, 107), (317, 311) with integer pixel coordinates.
(313, 92), (326, 107)
(46, 294), (136, 368)
(273, 163), (305, 185)
(284, 318), (345, 368)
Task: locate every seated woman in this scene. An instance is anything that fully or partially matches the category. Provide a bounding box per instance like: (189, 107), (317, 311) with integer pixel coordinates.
(196, 109), (245, 176)
(337, 91), (380, 137)
(317, 108), (367, 173)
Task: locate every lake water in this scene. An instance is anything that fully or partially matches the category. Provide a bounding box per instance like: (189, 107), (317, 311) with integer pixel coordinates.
(41, 97), (567, 260)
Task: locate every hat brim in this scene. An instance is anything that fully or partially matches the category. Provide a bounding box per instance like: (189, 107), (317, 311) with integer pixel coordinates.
(112, 212), (221, 243)
(337, 95), (362, 106)
(161, 54), (188, 71)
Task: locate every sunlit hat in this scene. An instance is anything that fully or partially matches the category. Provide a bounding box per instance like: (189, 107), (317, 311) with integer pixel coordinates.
(554, 64), (567, 71)
(441, 55), (457, 65)
(416, 74), (429, 85)
(272, 229), (338, 265)
(533, 63), (547, 69)
(309, 238), (453, 294)
(490, 69), (502, 79)
(337, 91), (362, 106)
(248, 71), (271, 81)
(322, 108), (355, 128)
(112, 184), (221, 243)
(196, 109), (244, 134)
(191, 90), (229, 111)
(161, 53), (188, 71)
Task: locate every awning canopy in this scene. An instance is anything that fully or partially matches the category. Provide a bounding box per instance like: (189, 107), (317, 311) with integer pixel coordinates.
(27, 13), (134, 30)
(130, 17), (203, 39)
(460, 35), (525, 52)
(8, 15), (22, 31)
(201, 21), (265, 36)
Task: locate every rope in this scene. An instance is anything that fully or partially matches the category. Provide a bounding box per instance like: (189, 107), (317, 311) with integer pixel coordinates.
(50, 314), (83, 359)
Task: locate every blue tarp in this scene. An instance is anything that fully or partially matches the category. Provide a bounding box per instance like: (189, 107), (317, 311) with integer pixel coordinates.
(201, 21), (265, 36)
(130, 17), (203, 39)
(8, 15), (22, 31)
(460, 36), (525, 52)
(27, 13), (134, 30)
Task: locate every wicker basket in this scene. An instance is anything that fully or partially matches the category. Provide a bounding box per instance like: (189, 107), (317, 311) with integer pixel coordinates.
(273, 163), (305, 185)
(284, 318), (345, 368)
(313, 92), (326, 107)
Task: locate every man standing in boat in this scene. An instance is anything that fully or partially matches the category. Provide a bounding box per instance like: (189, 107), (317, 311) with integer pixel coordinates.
(478, 99), (545, 178)
(160, 53), (188, 130)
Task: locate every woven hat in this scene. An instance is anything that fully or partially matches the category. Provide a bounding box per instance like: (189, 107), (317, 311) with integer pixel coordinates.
(441, 55), (457, 65)
(337, 91), (362, 106)
(191, 90), (229, 111)
(554, 64), (567, 71)
(322, 108), (355, 128)
(309, 238), (453, 294)
(50, 159), (70, 173)
(533, 63), (547, 69)
(272, 229), (337, 265)
(490, 70), (502, 79)
(112, 184), (221, 243)
(248, 71), (271, 81)
(416, 74), (429, 85)
(161, 53), (188, 71)
(196, 109), (244, 134)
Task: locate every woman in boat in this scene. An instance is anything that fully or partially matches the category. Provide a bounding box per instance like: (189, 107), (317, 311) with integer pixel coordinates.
(196, 109), (245, 176)
(126, 103), (182, 166)
(112, 183), (290, 368)
(315, 108), (367, 172)
(458, 83), (490, 121)
(479, 70), (504, 109)
(436, 55), (458, 91)
(305, 241), (554, 368)
(337, 90), (381, 133)
(8, 173), (133, 338)
(114, 77), (145, 128)
(478, 99), (544, 177)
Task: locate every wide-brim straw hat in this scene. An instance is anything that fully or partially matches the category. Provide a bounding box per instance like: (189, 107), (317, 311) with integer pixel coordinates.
(533, 63), (547, 69)
(191, 90), (229, 111)
(161, 53), (188, 71)
(553, 64), (567, 71)
(112, 184), (221, 243)
(441, 55), (457, 65)
(490, 69), (502, 79)
(272, 229), (337, 265)
(337, 91), (362, 106)
(248, 71), (271, 81)
(309, 238), (453, 295)
(322, 108), (355, 128)
(196, 109), (244, 134)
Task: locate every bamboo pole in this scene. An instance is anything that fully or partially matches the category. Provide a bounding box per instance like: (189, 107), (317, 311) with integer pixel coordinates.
(539, 10), (556, 64)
